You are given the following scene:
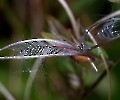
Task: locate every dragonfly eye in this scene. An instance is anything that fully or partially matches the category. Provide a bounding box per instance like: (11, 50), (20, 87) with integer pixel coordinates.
(76, 44), (83, 50)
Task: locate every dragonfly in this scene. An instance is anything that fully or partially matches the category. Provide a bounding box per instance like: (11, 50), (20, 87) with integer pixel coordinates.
(0, 17), (120, 72)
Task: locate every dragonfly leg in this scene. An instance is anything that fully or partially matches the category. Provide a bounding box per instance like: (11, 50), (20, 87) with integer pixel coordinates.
(87, 57), (98, 72)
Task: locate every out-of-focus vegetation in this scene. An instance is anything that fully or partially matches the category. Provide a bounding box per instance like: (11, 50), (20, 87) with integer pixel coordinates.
(0, 0), (120, 100)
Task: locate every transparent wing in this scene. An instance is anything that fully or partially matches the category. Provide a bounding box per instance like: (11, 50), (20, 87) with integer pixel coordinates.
(85, 17), (120, 49)
(96, 17), (120, 41)
(0, 39), (80, 59)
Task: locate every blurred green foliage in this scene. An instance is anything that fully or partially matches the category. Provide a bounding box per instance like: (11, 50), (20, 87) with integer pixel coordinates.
(0, 0), (120, 100)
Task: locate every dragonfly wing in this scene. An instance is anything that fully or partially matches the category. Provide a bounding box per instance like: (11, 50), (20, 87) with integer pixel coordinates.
(96, 18), (120, 41)
(0, 39), (80, 59)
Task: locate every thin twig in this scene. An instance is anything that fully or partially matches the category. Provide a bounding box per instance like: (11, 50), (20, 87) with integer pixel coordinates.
(81, 61), (114, 100)
(24, 58), (43, 100)
(58, 0), (80, 40)
(81, 54), (120, 100)
(0, 82), (15, 100)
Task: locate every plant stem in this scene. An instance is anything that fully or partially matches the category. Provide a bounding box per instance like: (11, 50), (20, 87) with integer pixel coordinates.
(0, 82), (15, 100)
(58, 0), (80, 40)
(80, 54), (120, 100)
(82, 69), (111, 99)
(24, 58), (43, 100)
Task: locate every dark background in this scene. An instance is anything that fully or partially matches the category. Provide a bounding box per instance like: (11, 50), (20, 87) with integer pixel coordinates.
(0, 0), (120, 100)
